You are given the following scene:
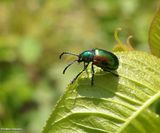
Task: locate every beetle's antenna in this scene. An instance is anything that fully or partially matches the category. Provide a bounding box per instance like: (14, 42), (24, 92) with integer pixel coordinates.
(59, 52), (79, 59)
(63, 60), (78, 74)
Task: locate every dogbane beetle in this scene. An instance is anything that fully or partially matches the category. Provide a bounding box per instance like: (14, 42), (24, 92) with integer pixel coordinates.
(59, 48), (119, 86)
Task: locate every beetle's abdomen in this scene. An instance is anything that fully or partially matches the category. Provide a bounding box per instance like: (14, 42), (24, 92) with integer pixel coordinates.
(93, 49), (119, 70)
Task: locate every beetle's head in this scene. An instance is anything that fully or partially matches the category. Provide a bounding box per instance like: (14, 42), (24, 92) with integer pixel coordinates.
(59, 50), (93, 74)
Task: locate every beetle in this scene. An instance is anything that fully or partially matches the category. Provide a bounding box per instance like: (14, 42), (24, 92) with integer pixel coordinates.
(59, 48), (119, 86)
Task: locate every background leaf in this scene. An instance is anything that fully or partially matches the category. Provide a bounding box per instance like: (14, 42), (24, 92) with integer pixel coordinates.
(43, 51), (160, 133)
(149, 8), (160, 57)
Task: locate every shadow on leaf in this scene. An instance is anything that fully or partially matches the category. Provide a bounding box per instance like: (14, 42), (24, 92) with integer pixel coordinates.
(77, 71), (119, 99)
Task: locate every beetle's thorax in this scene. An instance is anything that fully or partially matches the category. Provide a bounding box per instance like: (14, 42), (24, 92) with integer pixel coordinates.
(78, 50), (94, 63)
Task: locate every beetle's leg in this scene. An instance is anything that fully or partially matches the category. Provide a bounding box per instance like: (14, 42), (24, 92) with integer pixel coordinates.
(63, 60), (78, 74)
(112, 71), (119, 77)
(71, 63), (89, 84)
(91, 63), (95, 86)
(109, 70), (119, 77)
(104, 69), (119, 77)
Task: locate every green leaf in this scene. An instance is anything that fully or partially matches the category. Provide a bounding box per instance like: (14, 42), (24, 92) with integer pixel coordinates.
(149, 8), (160, 57)
(43, 51), (160, 133)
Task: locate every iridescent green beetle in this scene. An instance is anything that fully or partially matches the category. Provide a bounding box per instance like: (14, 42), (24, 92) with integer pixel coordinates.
(60, 48), (119, 86)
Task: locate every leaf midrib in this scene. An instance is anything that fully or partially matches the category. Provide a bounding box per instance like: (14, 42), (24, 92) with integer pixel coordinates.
(117, 92), (160, 133)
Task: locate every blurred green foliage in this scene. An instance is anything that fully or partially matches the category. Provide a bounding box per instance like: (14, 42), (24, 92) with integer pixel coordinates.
(0, 0), (159, 132)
